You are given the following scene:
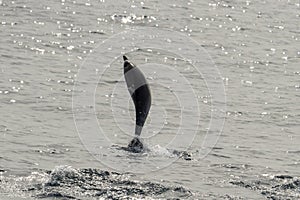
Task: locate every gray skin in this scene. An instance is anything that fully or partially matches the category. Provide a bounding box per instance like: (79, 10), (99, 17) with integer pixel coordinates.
(123, 55), (151, 153)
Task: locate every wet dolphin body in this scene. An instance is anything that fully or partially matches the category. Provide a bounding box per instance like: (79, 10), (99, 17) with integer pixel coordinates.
(123, 55), (151, 153)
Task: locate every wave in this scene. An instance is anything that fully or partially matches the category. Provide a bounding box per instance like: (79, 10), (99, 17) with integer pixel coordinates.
(0, 165), (193, 199)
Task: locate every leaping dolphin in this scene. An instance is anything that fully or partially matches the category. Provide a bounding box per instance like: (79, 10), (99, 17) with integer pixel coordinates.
(123, 55), (151, 153)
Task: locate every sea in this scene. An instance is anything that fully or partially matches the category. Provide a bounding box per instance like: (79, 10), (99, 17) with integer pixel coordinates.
(0, 0), (299, 199)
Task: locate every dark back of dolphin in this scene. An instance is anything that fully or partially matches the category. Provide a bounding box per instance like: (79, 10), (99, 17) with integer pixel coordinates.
(123, 55), (151, 137)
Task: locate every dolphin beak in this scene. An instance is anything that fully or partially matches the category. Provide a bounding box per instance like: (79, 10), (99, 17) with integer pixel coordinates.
(123, 55), (128, 61)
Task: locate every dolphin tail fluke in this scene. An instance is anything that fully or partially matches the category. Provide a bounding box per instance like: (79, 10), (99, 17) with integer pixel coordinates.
(128, 137), (144, 153)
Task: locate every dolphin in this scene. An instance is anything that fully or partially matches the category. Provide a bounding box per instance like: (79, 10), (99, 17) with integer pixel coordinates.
(123, 55), (151, 153)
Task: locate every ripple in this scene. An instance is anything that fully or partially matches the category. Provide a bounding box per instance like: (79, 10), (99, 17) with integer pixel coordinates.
(230, 174), (300, 199)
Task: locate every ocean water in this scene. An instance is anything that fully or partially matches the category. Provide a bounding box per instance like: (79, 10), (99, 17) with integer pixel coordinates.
(0, 0), (299, 199)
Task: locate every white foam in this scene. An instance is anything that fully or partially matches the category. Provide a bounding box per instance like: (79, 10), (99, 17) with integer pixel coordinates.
(145, 144), (174, 157)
